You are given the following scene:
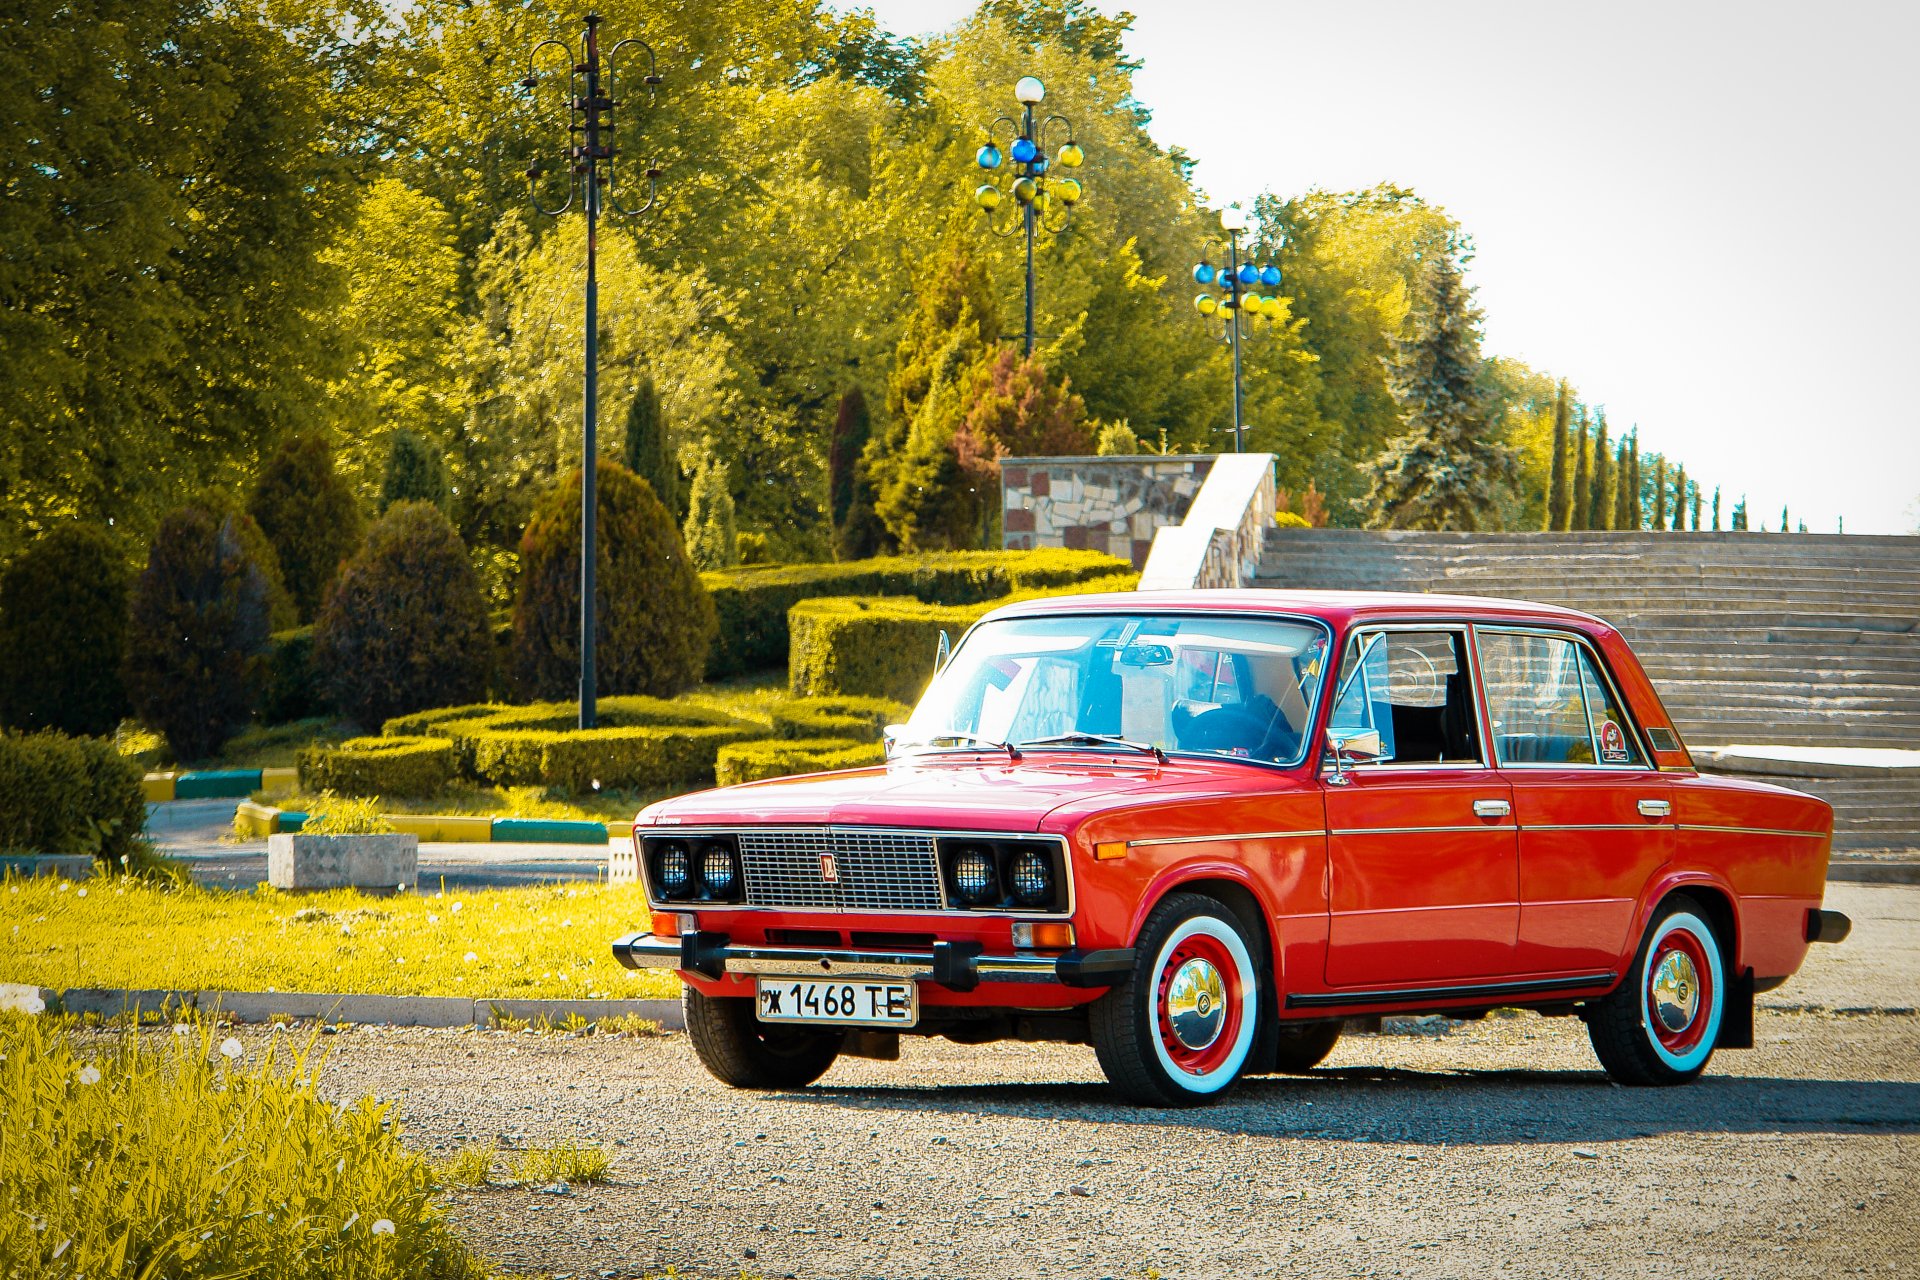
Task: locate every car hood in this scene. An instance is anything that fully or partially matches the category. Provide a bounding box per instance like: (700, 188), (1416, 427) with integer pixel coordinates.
(637, 751), (1292, 834)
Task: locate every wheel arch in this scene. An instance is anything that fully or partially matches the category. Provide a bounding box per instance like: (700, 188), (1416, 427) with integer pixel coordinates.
(1637, 872), (1741, 975)
(1129, 867), (1283, 1073)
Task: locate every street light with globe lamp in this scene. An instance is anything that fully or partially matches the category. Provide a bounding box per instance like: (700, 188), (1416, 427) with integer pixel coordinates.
(1192, 206), (1285, 453)
(972, 76), (1085, 356)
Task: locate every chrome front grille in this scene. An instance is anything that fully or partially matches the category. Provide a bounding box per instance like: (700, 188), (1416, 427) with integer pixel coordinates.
(736, 827), (945, 912)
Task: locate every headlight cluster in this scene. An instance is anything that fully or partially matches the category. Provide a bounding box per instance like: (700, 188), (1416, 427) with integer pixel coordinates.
(937, 839), (1067, 913)
(645, 835), (743, 903)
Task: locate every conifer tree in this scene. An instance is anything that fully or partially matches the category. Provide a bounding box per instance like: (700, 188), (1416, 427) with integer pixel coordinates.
(1612, 442), (1632, 531)
(1690, 477), (1702, 531)
(379, 430), (448, 514)
(1546, 381), (1572, 531)
(1569, 409), (1591, 531)
(621, 374), (682, 522)
(1357, 254), (1516, 530)
(1780, 505), (1790, 533)
(1711, 486), (1722, 531)
(1587, 414), (1612, 530)
(1673, 465), (1689, 530)
(248, 434), (363, 622)
(684, 451), (739, 570)
(1731, 495), (1748, 531)
(1625, 434), (1643, 529)
(1650, 458), (1668, 530)
(829, 387), (884, 559)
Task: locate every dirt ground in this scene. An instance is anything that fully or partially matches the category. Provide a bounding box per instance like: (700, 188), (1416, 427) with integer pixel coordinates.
(305, 882), (1920, 1279)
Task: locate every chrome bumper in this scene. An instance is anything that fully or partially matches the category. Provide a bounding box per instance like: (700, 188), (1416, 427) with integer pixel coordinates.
(610, 930), (1134, 992)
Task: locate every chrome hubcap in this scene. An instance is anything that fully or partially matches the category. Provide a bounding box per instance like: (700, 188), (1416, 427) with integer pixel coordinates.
(1166, 957), (1226, 1051)
(1651, 948), (1700, 1033)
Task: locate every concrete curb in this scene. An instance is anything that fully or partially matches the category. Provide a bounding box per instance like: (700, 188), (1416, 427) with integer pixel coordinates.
(1827, 861), (1920, 885)
(227, 799), (626, 845)
(1, 983), (683, 1030)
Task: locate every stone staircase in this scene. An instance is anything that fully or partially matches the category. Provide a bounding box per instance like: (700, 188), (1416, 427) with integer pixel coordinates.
(1255, 530), (1920, 854)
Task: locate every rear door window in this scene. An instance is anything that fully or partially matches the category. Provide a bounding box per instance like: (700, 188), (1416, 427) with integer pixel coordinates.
(1478, 630), (1645, 768)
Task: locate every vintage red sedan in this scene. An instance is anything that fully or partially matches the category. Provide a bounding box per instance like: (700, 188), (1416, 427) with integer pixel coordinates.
(613, 590), (1850, 1106)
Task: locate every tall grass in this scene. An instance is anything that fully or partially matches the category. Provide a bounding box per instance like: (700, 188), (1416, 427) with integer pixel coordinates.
(0, 1013), (489, 1277)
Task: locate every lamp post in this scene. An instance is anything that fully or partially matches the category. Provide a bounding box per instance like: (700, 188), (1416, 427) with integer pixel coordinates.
(972, 77), (1085, 356)
(520, 12), (661, 730)
(1192, 206), (1284, 453)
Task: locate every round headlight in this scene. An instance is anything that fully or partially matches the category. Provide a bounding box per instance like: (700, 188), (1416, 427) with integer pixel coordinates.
(1010, 851), (1052, 906)
(952, 849), (997, 905)
(657, 843), (691, 895)
(701, 844), (736, 896)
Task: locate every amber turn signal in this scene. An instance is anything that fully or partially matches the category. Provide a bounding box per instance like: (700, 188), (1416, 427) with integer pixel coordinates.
(651, 911), (695, 938)
(1093, 840), (1128, 861)
(1012, 921), (1075, 950)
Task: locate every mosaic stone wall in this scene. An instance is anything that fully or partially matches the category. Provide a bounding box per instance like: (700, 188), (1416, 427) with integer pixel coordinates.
(1000, 456), (1216, 568)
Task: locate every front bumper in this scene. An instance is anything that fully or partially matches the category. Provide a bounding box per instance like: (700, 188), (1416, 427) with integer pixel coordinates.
(611, 930), (1134, 993)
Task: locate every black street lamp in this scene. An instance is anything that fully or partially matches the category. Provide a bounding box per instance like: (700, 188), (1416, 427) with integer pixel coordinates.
(1192, 207), (1284, 453)
(520, 11), (661, 730)
(972, 76), (1085, 356)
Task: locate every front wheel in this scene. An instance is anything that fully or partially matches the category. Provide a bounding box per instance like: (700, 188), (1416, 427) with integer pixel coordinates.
(683, 988), (841, 1089)
(1586, 896), (1726, 1086)
(1090, 892), (1262, 1107)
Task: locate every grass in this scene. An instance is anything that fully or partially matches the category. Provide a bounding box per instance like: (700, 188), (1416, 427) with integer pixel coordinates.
(121, 717), (353, 772)
(0, 1012), (490, 1277)
(512, 1140), (612, 1186)
(437, 1141), (499, 1189)
(259, 782), (670, 825)
(2, 874), (681, 1000)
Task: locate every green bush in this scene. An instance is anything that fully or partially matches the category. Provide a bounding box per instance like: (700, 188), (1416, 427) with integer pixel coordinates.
(313, 502), (493, 729)
(768, 695), (909, 742)
(715, 737), (886, 787)
(379, 429), (448, 513)
(199, 487), (298, 631)
(513, 460), (716, 700)
(0, 523), (132, 737)
(297, 736), (456, 799)
(787, 572), (1139, 703)
(248, 433), (364, 623)
(0, 730), (147, 863)
(703, 548), (1131, 678)
(262, 626), (324, 723)
(123, 507), (272, 761)
(0, 1017), (488, 1278)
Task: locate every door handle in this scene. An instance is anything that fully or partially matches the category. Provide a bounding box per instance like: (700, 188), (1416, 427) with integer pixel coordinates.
(1473, 799), (1511, 819)
(1638, 799), (1672, 818)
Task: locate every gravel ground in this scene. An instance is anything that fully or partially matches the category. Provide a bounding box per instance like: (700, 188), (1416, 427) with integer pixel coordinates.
(285, 885), (1920, 1277)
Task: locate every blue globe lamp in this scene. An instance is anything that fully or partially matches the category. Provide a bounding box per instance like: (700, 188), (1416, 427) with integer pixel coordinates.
(976, 143), (1002, 170)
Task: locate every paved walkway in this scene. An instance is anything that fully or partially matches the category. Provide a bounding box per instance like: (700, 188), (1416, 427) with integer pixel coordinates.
(146, 800), (612, 890)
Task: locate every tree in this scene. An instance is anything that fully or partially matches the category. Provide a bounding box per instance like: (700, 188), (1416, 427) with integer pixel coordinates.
(828, 387), (874, 552)
(1356, 254), (1515, 530)
(1672, 466), (1688, 530)
(1781, 505), (1791, 533)
(379, 430), (448, 514)
(1732, 495), (1748, 531)
(313, 502), (492, 729)
(1614, 435), (1636, 531)
(1712, 487), (1722, 531)
(1546, 381), (1572, 531)
(197, 487), (297, 632)
(514, 461), (716, 700)
(1587, 414), (1613, 531)
(684, 454), (740, 571)
(952, 349), (1092, 539)
(0, 525), (132, 737)
(620, 373), (682, 524)
(1095, 421), (1142, 455)
(1650, 458), (1668, 531)
(123, 508), (271, 761)
(1570, 410), (1591, 532)
(248, 434), (364, 623)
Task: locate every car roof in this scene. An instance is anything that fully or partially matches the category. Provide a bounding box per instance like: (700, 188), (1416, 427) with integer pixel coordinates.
(984, 587), (1612, 632)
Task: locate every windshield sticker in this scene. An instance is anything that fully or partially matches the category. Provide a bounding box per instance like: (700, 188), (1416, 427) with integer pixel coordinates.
(1598, 720), (1630, 764)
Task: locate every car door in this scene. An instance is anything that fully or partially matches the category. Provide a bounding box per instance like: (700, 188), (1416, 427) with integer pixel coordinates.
(1321, 626), (1520, 989)
(1475, 626), (1673, 976)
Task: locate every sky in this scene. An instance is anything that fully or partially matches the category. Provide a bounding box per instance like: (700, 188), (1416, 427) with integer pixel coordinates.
(855, 0), (1920, 534)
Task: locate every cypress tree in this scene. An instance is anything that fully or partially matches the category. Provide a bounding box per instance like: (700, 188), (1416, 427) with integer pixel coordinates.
(683, 451), (739, 570)
(1587, 414), (1612, 530)
(379, 430), (448, 513)
(1546, 381), (1572, 531)
(1780, 504), (1790, 534)
(620, 374), (682, 522)
(1650, 458), (1668, 530)
(830, 387), (884, 559)
(1690, 477), (1702, 531)
(248, 434), (363, 623)
(1569, 409), (1591, 532)
(1731, 495), (1748, 531)
(1674, 466), (1689, 530)
(1711, 486), (1721, 531)
(1357, 253), (1516, 530)
(1625, 433), (1643, 529)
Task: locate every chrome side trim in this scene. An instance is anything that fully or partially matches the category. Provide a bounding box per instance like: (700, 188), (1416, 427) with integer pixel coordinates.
(1328, 824), (1515, 836)
(1517, 823), (1667, 833)
(1287, 971), (1618, 1009)
(1126, 828), (1326, 848)
(1677, 823), (1828, 840)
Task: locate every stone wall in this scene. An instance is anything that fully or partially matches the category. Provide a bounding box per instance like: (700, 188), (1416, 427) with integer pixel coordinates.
(1000, 456), (1215, 568)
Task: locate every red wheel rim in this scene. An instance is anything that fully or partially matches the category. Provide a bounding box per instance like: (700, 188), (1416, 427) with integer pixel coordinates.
(1155, 931), (1244, 1077)
(1646, 925), (1714, 1055)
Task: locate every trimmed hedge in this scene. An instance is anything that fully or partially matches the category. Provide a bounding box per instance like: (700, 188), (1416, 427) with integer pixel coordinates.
(703, 548), (1131, 678)
(296, 736), (456, 799)
(0, 731), (147, 863)
(714, 737), (886, 788)
(787, 572), (1139, 702)
(768, 695), (909, 742)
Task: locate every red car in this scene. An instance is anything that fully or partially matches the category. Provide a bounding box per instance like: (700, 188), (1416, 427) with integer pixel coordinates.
(614, 590), (1850, 1106)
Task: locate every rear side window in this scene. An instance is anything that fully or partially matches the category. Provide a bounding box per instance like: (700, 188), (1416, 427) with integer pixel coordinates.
(1477, 631), (1644, 768)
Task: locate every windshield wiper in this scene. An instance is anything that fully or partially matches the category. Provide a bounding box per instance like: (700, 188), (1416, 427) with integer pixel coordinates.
(1018, 732), (1166, 762)
(897, 731), (1021, 761)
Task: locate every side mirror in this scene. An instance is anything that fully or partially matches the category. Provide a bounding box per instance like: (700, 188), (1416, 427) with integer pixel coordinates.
(883, 724), (906, 760)
(1324, 727), (1382, 784)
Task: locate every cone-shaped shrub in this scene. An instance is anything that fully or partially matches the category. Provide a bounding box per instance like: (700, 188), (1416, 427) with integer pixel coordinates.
(0, 524), (132, 737)
(313, 502), (493, 729)
(514, 460), (716, 699)
(123, 508), (271, 761)
(380, 429), (449, 513)
(248, 434), (363, 621)
(199, 487), (297, 631)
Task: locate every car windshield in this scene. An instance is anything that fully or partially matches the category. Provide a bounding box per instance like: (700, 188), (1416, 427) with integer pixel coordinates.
(898, 612), (1331, 767)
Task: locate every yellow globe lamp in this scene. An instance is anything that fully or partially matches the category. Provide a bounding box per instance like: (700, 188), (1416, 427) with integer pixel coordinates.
(1012, 176), (1037, 205)
(1057, 141), (1085, 169)
(1055, 177), (1082, 205)
(974, 183), (1002, 211)
(1262, 295), (1284, 319)
(1195, 293), (1217, 315)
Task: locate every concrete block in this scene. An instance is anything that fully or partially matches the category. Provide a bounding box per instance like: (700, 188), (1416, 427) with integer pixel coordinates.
(233, 801), (281, 840)
(0, 854), (96, 880)
(267, 832), (419, 890)
(607, 841), (640, 885)
(259, 767), (300, 798)
(208, 991), (476, 1027)
(141, 772), (177, 803)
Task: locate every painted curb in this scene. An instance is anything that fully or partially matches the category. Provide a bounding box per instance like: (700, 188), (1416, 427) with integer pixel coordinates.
(143, 767), (297, 804)
(11, 984), (684, 1030)
(218, 799), (627, 845)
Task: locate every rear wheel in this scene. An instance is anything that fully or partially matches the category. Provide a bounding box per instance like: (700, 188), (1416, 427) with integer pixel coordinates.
(683, 988), (841, 1089)
(1267, 1019), (1343, 1074)
(1587, 896), (1726, 1086)
(1091, 892), (1262, 1107)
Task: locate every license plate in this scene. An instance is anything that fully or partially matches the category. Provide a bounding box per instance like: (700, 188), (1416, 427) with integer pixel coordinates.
(755, 977), (918, 1028)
